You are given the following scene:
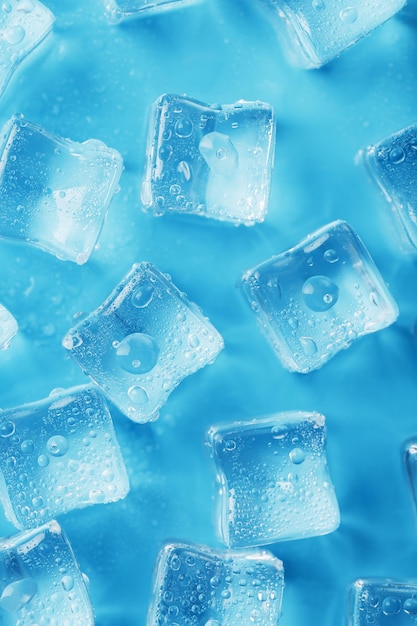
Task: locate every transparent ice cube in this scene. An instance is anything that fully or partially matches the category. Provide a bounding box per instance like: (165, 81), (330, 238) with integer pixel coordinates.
(349, 579), (417, 625)
(63, 262), (224, 423)
(0, 114), (123, 264)
(207, 411), (340, 547)
(0, 1), (54, 97)
(0, 384), (129, 529)
(362, 122), (417, 253)
(0, 521), (94, 625)
(142, 94), (275, 225)
(241, 220), (398, 373)
(259, 0), (406, 69)
(148, 542), (284, 626)
(0, 304), (17, 349)
(104, 0), (202, 23)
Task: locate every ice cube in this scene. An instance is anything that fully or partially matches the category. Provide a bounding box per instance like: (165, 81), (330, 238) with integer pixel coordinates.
(141, 94), (275, 225)
(0, 384), (129, 529)
(0, 520), (94, 625)
(207, 411), (340, 547)
(0, 0), (54, 97)
(0, 304), (17, 349)
(148, 542), (284, 626)
(104, 0), (202, 23)
(349, 579), (417, 625)
(362, 122), (417, 253)
(63, 262), (224, 423)
(259, 0), (406, 68)
(241, 220), (398, 373)
(0, 114), (123, 264)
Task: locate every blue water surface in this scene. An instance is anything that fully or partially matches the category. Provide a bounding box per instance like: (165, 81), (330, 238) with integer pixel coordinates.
(1, 1), (417, 625)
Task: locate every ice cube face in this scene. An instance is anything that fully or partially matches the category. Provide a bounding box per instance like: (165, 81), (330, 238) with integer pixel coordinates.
(0, 521), (94, 625)
(349, 579), (417, 625)
(142, 94), (275, 225)
(0, 1), (54, 97)
(0, 385), (129, 530)
(260, 0), (406, 69)
(241, 220), (398, 373)
(207, 411), (340, 548)
(0, 115), (123, 264)
(63, 262), (224, 423)
(363, 123), (417, 252)
(0, 304), (17, 349)
(104, 0), (201, 23)
(148, 543), (284, 626)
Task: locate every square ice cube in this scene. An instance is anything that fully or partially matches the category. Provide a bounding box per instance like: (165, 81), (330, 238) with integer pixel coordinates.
(104, 0), (201, 23)
(349, 579), (417, 625)
(141, 94), (275, 225)
(241, 220), (398, 373)
(0, 1), (54, 97)
(0, 304), (17, 349)
(207, 411), (340, 548)
(63, 262), (224, 423)
(148, 542), (284, 626)
(0, 114), (123, 264)
(0, 521), (94, 625)
(362, 122), (417, 253)
(0, 384), (129, 530)
(260, 0), (405, 68)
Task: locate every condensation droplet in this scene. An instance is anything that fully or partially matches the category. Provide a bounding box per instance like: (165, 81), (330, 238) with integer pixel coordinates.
(46, 435), (69, 457)
(131, 285), (154, 308)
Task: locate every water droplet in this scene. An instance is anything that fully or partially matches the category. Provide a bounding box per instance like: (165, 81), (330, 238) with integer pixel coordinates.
(116, 333), (159, 375)
(1, 3), (12, 13)
(340, 7), (358, 23)
(89, 489), (105, 503)
(250, 609), (262, 623)
(0, 578), (38, 612)
(175, 117), (193, 138)
(210, 576), (220, 588)
(300, 336), (318, 356)
(21, 440), (34, 455)
(0, 420), (15, 438)
(170, 555), (181, 571)
(158, 144), (173, 161)
(382, 596), (401, 615)
(61, 575), (74, 592)
(369, 291), (380, 306)
(205, 621), (221, 626)
(199, 132), (238, 175)
(128, 385), (149, 405)
(271, 424), (289, 439)
(131, 285), (154, 308)
(289, 447), (306, 464)
(46, 435), (69, 457)
(302, 275), (339, 312)
(324, 249), (339, 263)
(177, 160), (192, 183)
(312, 0), (325, 8)
(3, 25), (25, 45)
(17, 0), (35, 12)
(188, 334), (200, 348)
(389, 147), (405, 164)
(404, 598), (417, 614)
(37, 454), (49, 467)
(224, 439), (236, 451)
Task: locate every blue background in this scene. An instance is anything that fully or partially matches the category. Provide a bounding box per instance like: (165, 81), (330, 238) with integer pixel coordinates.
(1, 1), (417, 624)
